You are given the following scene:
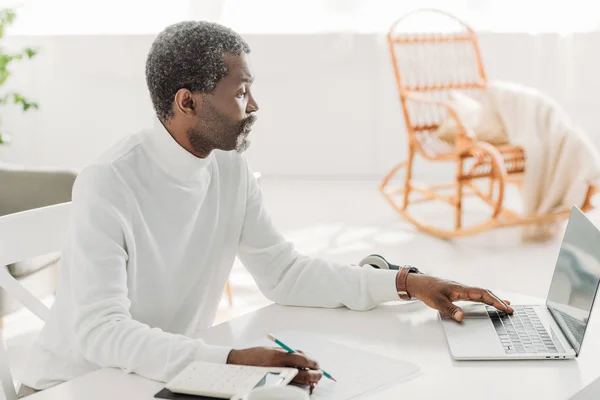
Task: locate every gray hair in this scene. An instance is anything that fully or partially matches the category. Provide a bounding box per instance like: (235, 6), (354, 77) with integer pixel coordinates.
(145, 21), (250, 121)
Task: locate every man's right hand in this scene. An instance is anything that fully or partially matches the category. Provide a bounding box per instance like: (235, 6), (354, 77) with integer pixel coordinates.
(227, 347), (323, 389)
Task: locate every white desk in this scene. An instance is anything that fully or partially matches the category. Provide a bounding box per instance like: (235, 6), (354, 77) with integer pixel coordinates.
(29, 292), (600, 399)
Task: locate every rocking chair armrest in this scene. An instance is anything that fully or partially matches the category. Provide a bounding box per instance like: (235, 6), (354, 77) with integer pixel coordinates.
(582, 181), (600, 211)
(466, 141), (508, 218)
(400, 90), (477, 145)
(467, 141), (507, 178)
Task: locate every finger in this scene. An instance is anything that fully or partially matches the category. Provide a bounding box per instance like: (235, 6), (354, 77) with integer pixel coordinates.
(488, 291), (514, 312)
(453, 287), (513, 313)
(292, 369), (323, 386)
(472, 289), (513, 313)
(296, 349), (317, 361)
(435, 296), (465, 321)
(281, 352), (320, 370)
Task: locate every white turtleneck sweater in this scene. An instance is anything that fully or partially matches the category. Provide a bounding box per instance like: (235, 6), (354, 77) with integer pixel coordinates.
(21, 119), (400, 390)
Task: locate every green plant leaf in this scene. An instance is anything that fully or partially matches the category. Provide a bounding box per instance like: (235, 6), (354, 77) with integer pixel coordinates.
(25, 48), (37, 58)
(0, 69), (10, 86)
(0, 54), (11, 70)
(0, 7), (40, 130)
(0, 8), (16, 39)
(4, 9), (16, 25)
(0, 132), (11, 144)
(6, 92), (39, 112)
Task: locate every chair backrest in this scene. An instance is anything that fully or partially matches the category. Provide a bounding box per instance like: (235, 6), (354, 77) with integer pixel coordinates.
(0, 202), (71, 400)
(387, 9), (488, 141)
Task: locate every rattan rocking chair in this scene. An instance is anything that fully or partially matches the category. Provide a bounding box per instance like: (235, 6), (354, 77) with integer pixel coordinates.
(381, 9), (597, 239)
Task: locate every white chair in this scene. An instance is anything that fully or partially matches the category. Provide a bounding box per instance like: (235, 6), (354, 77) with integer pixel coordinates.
(0, 202), (71, 400)
(0, 163), (77, 330)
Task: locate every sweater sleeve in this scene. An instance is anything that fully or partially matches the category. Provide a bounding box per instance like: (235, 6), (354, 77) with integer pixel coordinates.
(236, 160), (400, 311)
(69, 166), (231, 382)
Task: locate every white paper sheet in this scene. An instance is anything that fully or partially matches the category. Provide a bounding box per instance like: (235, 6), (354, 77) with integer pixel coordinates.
(244, 330), (420, 399)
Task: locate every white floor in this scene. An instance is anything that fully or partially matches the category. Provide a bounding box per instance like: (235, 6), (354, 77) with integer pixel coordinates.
(4, 178), (596, 384)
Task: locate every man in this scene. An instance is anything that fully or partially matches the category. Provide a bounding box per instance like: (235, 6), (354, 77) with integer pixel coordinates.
(22, 21), (513, 392)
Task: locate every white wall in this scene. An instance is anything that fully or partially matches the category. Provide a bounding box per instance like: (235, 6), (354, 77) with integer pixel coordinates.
(1, 32), (599, 178)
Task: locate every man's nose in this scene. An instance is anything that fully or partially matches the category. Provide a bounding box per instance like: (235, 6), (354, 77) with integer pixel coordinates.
(247, 92), (259, 113)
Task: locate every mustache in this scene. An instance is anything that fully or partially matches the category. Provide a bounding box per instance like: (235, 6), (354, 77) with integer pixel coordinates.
(240, 114), (257, 133)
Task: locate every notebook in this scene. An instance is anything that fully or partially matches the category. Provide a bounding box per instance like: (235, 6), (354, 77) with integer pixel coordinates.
(243, 330), (420, 400)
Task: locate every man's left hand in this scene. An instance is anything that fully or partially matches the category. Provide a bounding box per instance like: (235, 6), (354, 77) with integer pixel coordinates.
(405, 274), (514, 321)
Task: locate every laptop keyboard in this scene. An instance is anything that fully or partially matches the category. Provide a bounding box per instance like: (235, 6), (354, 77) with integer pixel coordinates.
(486, 305), (565, 354)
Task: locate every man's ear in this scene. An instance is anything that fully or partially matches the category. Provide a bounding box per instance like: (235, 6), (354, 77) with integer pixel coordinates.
(174, 89), (202, 117)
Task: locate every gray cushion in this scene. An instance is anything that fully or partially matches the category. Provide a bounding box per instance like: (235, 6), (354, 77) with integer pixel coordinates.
(0, 164), (77, 216)
(7, 252), (61, 279)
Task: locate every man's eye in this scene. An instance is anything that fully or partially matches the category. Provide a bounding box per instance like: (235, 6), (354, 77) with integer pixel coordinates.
(236, 92), (246, 98)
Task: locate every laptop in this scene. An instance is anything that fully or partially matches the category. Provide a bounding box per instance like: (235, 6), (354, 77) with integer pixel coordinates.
(441, 206), (600, 360)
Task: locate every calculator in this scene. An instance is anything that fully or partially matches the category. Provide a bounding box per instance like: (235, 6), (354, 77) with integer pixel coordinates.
(165, 361), (299, 399)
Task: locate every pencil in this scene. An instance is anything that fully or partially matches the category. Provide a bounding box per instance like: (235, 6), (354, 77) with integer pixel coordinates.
(267, 333), (337, 382)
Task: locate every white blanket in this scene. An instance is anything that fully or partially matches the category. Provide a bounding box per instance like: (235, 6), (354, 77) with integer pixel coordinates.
(486, 81), (600, 240)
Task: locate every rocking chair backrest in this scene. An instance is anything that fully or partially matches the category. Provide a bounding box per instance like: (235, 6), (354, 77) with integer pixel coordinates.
(388, 9), (488, 146)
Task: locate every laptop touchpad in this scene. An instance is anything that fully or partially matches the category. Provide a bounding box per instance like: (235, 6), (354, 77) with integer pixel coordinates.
(459, 303), (489, 319)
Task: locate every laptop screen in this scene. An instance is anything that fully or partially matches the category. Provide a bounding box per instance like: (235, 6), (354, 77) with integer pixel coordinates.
(546, 207), (600, 356)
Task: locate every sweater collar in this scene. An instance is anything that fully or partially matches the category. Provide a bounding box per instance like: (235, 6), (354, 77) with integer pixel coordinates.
(142, 117), (213, 183)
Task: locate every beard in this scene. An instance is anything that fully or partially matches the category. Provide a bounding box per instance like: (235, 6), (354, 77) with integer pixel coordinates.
(235, 114), (256, 153)
(187, 110), (257, 155)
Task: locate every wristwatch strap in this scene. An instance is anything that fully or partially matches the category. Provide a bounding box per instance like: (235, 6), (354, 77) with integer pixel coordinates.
(395, 266), (420, 300)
